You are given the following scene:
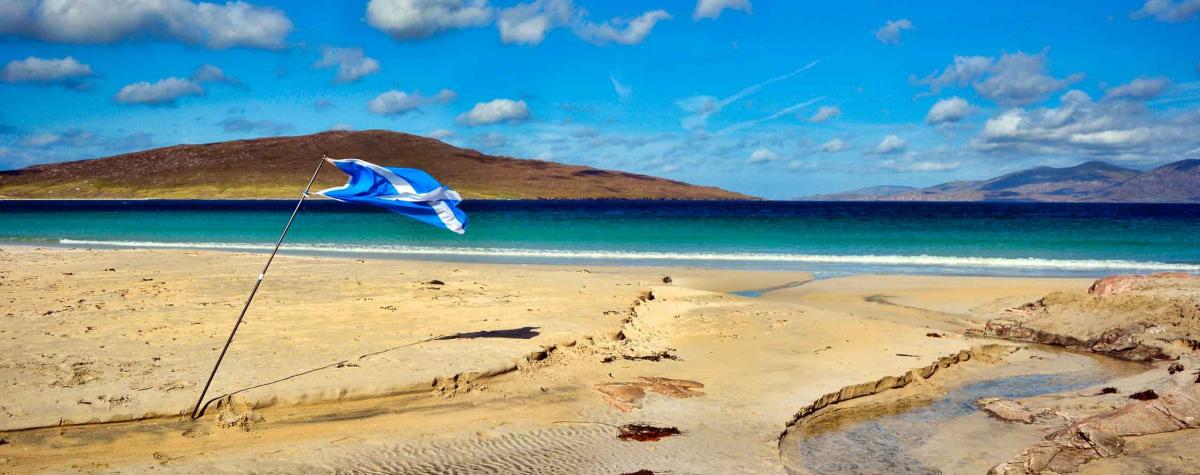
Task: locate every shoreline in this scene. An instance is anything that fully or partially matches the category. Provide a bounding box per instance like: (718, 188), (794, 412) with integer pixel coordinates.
(8, 241), (1198, 278)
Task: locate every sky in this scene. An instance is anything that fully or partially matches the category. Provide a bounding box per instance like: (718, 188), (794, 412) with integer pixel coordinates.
(1, 0), (1199, 198)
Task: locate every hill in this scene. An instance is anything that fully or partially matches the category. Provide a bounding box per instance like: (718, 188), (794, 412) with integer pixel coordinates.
(0, 130), (753, 200)
(803, 160), (1200, 203)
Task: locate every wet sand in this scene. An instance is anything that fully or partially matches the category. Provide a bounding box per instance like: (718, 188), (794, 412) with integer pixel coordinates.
(0, 246), (1182, 473)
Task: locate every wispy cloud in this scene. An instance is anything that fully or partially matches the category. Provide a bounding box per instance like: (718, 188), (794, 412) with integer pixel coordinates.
(678, 59), (821, 129)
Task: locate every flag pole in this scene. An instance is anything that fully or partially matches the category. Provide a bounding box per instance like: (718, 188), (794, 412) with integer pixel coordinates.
(190, 155), (328, 419)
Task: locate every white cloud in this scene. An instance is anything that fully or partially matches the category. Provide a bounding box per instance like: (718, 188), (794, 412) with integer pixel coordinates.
(575, 9), (671, 45)
(456, 98), (531, 125)
(692, 0), (751, 21)
(912, 55), (993, 94)
(925, 96), (973, 124)
(330, 123), (353, 131)
(972, 89), (1199, 160)
(875, 134), (907, 154)
(497, 0), (575, 45)
(820, 138), (847, 153)
(747, 147), (777, 164)
(367, 89), (456, 116)
(916, 51), (1080, 106)
(115, 77), (204, 105)
(880, 158), (960, 172)
(113, 64), (238, 106)
(369, 90), (422, 115)
(610, 75), (632, 101)
(0, 56), (94, 89)
(498, 0), (669, 46)
(808, 106), (841, 123)
(875, 18), (914, 45)
(314, 47), (380, 83)
(1131, 0), (1200, 22)
(1104, 77), (1171, 101)
(367, 0), (492, 40)
(0, 0), (292, 49)
(428, 129), (455, 139)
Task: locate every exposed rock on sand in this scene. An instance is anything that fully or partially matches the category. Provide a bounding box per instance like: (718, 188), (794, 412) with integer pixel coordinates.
(594, 377), (705, 413)
(989, 378), (1200, 474)
(977, 398), (1039, 424)
(981, 273), (1200, 362)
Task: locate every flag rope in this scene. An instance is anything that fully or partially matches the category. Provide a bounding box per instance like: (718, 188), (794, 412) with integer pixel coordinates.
(190, 155), (327, 419)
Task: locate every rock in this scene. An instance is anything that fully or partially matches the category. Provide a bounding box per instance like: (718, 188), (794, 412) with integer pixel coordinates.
(977, 397), (1038, 423)
(426, 279), (445, 286)
(661, 276), (672, 284)
(1128, 389), (1159, 400)
(1088, 272), (1193, 296)
(1168, 362), (1184, 375)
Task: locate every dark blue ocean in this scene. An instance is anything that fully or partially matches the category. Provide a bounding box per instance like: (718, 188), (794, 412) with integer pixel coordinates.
(2, 200), (1199, 277)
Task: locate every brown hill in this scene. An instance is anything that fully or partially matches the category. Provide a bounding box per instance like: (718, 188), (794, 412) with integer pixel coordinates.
(0, 130), (753, 200)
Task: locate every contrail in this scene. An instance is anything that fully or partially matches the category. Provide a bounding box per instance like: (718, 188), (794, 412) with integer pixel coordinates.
(718, 96), (825, 134)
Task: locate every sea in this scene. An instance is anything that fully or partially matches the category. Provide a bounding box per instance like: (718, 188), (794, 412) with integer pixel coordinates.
(2, 200), (1199, 277)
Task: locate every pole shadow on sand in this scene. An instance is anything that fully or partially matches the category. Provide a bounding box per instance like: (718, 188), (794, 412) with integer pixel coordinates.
(194, 326), (541, 417)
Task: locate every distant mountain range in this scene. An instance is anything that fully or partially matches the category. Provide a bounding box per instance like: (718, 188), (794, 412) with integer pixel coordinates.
(0, 130), (751, 200)
(804, 160), (1200, 203)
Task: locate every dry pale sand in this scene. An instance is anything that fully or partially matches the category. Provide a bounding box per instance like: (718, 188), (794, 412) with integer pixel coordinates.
(0, 246), (1172, 474)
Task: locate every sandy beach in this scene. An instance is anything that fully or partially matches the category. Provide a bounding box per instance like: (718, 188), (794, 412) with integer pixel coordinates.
(0, 245), (1195, 474)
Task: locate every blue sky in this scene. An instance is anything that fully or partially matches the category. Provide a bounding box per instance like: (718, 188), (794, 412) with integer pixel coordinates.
(1, 0), (1199, 198)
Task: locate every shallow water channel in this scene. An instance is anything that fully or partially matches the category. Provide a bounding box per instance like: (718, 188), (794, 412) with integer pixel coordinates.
(781, 348), (1147, 474)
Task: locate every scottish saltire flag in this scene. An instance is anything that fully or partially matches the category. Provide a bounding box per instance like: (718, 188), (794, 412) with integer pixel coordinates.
(316, 158), (468, 234)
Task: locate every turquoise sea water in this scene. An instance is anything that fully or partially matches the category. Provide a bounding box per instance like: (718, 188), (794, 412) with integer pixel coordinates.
(2, 200), (1199, 276)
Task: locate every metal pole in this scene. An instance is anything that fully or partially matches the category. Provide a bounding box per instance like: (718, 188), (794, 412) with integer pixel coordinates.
(190, 156), (328, 419)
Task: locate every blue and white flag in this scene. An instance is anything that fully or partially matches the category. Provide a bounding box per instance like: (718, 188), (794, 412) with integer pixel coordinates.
(317, 158), (468, 234)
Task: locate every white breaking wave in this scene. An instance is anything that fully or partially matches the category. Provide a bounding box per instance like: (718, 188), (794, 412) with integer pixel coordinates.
(56, 239), (1200, 272)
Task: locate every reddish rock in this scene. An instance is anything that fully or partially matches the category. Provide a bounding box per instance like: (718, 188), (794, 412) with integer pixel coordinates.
(1087, 272), (1193, 296)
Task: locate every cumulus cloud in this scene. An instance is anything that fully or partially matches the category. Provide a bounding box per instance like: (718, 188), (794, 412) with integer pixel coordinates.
(972, 89), (1200, 161)
(574, 9), (671, 45)
(875, 19), (914, 44)
(497, 0), (576, 45)
(747, 147), (777, 164)
(820, 138), (847, 153)
(610, 75), (632, 102)
(808, 106), (841, 123)
(925, 96), (973, 124)
(497, 0), (669, 46)
(1104, 77), (1171, 101)
(693, 0), (751, 20)
(116, 78), (203, 105)
(314, 47), (380, 83)
(114, 64), (239, 106)
(1131, 0), (1200, 22)
(0, 0), (291, 49)
(367, 0), (492, 40)
(875, 134), (907, 154)
(457, 98), (531, 125)
(368, 89), (455, 116)
(369, 91), (422, 115)
(915, 51), (1081, 106)
(330, 123), (353, 131)
(0, 56), (94, 89)
(219, 117), (294, 135)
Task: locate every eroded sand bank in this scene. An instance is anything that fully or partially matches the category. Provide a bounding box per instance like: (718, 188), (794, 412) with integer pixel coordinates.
(0, 246), (1190, 473)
